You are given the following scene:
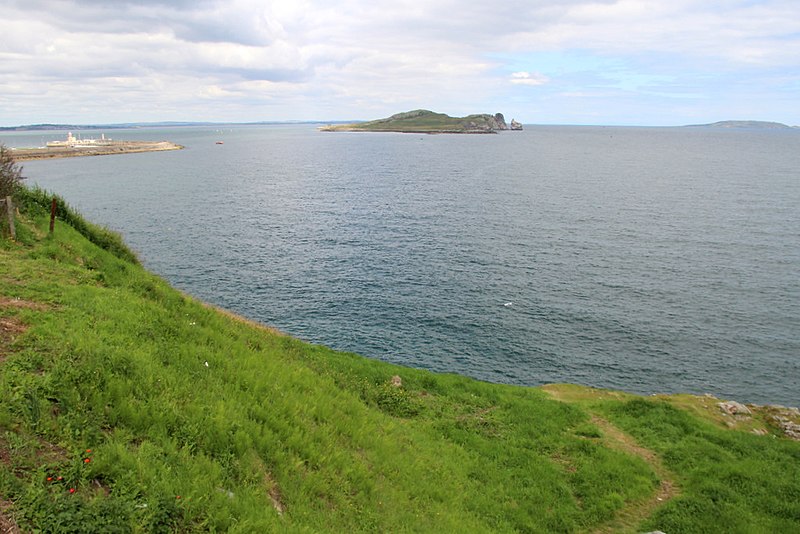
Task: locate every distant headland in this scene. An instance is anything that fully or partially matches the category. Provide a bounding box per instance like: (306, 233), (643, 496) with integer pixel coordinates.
(319, 110), (524, 134)
(685, 120), (795, 129)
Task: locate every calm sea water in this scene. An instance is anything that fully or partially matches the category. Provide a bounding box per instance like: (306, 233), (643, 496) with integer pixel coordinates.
(7, 125), (800, 405)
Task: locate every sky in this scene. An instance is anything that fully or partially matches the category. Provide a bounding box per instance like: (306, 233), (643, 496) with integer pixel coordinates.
(1, 0), (799, 126)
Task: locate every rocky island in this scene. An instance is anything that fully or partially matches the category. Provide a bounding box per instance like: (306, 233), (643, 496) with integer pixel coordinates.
(319, 109), (523, 134)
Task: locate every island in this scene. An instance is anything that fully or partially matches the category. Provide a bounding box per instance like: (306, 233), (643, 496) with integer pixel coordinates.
(8, 132), (183, 161)
(319, 109), (523, 133)
(685, 120), (793, 129)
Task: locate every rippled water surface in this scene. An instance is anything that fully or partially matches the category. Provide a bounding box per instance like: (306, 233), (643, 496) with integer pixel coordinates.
(9, 124), (800, 405)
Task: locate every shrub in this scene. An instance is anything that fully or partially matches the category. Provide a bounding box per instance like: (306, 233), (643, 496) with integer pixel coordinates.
(372, 381), (422, 418)
(0, 143), (25, 199)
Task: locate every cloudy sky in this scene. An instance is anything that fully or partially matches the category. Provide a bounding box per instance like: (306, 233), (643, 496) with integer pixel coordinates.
(2, 0), (799, 126)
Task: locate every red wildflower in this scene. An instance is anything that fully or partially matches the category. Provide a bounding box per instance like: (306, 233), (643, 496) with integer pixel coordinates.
(86, 449), (92, 453)
(47, 477), (53, 482)
(69, 488), (75, 494)
(176, 495), (181, 499)
(57, 476), (63, 481)
(84, 458), (91, 464)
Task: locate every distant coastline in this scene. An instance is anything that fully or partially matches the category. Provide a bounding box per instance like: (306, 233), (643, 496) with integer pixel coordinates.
(684, 120), (795, 129)
(0, 120), (343, 132)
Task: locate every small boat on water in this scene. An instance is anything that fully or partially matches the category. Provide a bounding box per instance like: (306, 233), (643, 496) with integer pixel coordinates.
(215, 141), (224, 145)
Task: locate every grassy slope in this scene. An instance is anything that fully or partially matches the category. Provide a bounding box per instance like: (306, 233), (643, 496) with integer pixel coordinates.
(0, 189), (798, 533)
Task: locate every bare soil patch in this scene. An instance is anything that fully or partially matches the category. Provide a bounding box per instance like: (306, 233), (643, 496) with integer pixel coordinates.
(0, 297), (48, 311)
(264, 472), (286, 516)
(0, 437), (11, 468)
(0, 316), (27, 362)
(0, 297), (48, 362)
(0, 500), (21, 534)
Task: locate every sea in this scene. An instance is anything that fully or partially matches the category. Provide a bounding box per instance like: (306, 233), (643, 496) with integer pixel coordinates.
(4, 124), (799, 406)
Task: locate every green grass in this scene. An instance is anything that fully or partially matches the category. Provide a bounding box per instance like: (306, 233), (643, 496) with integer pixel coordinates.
(603, 399), (800, 533)
(1, 188), (798, 532)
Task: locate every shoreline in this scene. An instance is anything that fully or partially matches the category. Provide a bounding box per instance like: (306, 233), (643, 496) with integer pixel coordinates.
(9, 141), (183, 161)
(212, 301), (800, 438)
(180, 290), (800, 439)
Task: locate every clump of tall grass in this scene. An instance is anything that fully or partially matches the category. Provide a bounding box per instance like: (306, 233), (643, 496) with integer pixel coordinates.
(16, 186), (139, 265)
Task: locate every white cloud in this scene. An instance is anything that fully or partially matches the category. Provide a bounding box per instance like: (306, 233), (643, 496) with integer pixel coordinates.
(504, 0), (800, 67)
(510, 72), (550, 86)
(0, 0), (798, 125)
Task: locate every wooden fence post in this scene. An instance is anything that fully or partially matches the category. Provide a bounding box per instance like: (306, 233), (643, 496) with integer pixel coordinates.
(50, 198), (57, 235)
(4, 196), (15, 240)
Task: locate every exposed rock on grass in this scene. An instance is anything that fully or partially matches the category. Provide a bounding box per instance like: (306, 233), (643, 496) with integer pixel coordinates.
(718, 400), (752, 416)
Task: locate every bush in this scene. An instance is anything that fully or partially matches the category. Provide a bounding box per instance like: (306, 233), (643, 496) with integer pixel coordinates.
(372, 380), (422, 418)
(0, 143), (25, 199)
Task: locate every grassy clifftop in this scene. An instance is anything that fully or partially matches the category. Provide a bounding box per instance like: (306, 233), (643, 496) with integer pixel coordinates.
(1, 188), (799, 532)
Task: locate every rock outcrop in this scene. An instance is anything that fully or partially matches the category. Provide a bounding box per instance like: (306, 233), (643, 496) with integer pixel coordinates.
(766, 405), (800, 440)
(715, 397), (800, 441)
(718, 401), (751, 416)
(510, 119), (523, 130)
(773, 416), (800, 439)
(492, 113), (509, 130)
(463, 113), (508, 132)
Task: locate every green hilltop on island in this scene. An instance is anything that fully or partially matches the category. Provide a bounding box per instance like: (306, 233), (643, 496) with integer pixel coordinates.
(319, 109), (524, 133)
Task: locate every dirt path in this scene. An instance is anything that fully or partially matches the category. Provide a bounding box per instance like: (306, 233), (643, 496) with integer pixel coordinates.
(541, 386), (679, 532)
(588, 414), (679, 533)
